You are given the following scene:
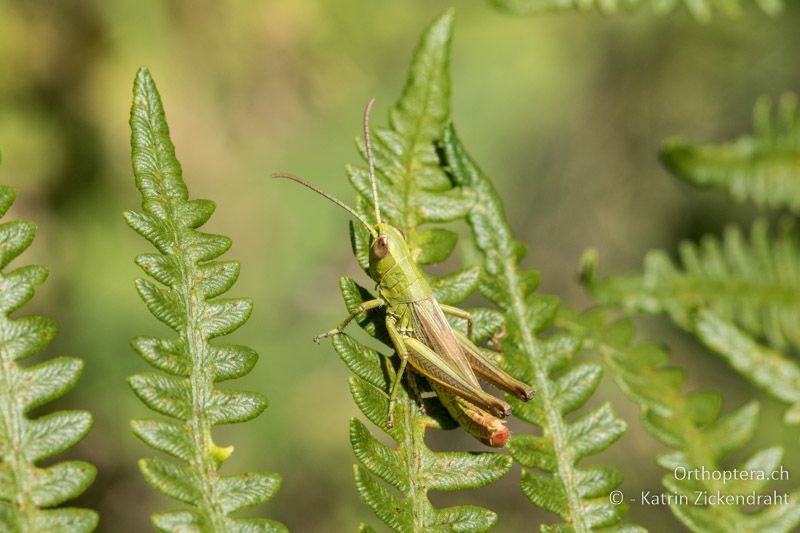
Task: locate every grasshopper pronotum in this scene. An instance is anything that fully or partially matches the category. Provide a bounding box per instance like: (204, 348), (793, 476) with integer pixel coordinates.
(274, 99), (533, 446)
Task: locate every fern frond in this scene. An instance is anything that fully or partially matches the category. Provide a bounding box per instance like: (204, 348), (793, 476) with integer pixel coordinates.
(330, 11), (516, 531)
(558, 307), (800, 532)
(334, 308), (512, 532)
(125, 68), (284, 532)
(0, 186), (97, 532)
(442, 126), (642, 531)
(588, 219), (800, 423)
(490, 0), (782, 21)
(662, 94), (800, 212)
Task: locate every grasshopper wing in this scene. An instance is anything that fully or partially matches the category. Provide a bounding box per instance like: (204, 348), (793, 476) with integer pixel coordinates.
(454, 330), (534, 401)
(407, 297), (515, 417)
(410, 297), (481, 388)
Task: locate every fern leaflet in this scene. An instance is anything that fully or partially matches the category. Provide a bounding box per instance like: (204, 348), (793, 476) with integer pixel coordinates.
(587, 220), (800, 423)
(0, 185), (97, 532)
(490, 0), (782, 21)
(558, 307), (800, 533)
(442, 125), (642, 531)
(662, 94), (800, 212)
(126, 68), (284, 532)
(330, 11), (515, 531)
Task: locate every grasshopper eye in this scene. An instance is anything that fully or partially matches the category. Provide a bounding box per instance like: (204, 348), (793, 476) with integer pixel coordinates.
(372, 235), (389, 258)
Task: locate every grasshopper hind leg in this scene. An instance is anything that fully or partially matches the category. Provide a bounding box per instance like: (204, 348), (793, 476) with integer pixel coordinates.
(401, 336), (513, 418)
(455, 330), (534, 401)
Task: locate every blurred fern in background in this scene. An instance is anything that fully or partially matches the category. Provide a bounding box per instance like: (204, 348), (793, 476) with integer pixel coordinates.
(584, 87), (800, 530)
(590, 91), (800, 425)
(662, 94), (800, 211)
(559, 307), (800, 532)
(490, 0), (783, 21)
(0, 184), (97, 532)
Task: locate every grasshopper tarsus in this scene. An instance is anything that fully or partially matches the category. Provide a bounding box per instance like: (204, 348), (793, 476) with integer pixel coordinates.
(488, 324), (507, 351)
(407, 372), (428, 415)
(521, 388), (534, 401)
(313, 330), (338, 344)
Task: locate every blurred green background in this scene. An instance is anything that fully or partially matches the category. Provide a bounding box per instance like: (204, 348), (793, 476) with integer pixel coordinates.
(1, 1), (799, 531)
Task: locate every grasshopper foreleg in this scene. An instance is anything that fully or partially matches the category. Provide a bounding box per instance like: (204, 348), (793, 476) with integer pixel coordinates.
(314, 297), (384, 343)
(440, 304), (473, 339)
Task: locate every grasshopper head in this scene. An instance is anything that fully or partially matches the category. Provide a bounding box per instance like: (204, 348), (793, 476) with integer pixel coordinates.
(368, 222), (411, 281)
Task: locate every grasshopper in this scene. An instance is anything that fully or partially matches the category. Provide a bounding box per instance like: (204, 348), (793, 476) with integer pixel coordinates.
(274, 99), (533, 446)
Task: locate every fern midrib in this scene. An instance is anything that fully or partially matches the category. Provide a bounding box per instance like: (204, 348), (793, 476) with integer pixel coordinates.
(394, 72), (443, 532)
(402, 403), (428, 531)
(397, 67), (440, 239)
(750, 150), (800, 167)
(708, 147), (800, 167)
(401, 131), (420, 239)
(0, 309), (35, 532)
(662, 399), (743, 528)
(499, 253), (587, 532)
(183, 260), (226, 530)
(679, 429), (743, 528)
(655, 276), (800, 312)
(559, 316), (747, 528)
(162, 196), (226, 530)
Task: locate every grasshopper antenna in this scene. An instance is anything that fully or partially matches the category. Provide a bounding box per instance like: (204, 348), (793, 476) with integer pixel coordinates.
(364, 97), (381, 225)
(272, 172), (378, 239)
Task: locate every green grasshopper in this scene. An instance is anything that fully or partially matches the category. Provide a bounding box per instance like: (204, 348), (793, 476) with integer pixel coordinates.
(274, 99), (533, 446)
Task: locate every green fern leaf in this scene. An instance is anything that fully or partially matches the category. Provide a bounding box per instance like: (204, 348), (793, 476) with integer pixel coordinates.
(442, 126), (642, 532)
(126, 68), (284, 533)
(0, 186), (98, 532)
(558, 307), (800, 532)
(588, 219), (800, 423)
(337, 327), (511, 533)
(490, 0), (782, 21)
(662, 94), (800, 212)
(325, 11), (516, 531)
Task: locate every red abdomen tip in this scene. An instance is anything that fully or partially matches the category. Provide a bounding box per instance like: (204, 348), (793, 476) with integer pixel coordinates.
(489, 427), (510, 447)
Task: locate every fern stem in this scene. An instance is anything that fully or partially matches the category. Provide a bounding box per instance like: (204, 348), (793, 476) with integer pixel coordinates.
(404, 411), (426, 531)
(557, 309), (800, 531)
(561, 316), (727, 515)
(442, 125), (635, 530)
(0, 353), (35, 530)
(500, 234), (589, 533)
(140, 155), (229, 530)
(647, 278), (800, 314)
(490, 0), (783, 21)
(139, 120), (227, 529)
(181, 265), (226, 530)
(463, 158), (591, 529)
